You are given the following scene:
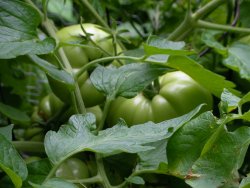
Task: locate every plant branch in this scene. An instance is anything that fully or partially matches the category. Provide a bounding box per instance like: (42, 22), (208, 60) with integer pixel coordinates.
(69, 175), (102, 184)
(197, 20), (250, 34)
(192, 0), (227, 20)
(78, 0), (109, 28)
(13, 141), (45, 153)
(96, 154), (112, 188)
(76, 55), (144, 78)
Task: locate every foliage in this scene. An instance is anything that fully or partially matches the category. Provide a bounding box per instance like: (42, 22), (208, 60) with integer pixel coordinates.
(1, 0), (250, 188)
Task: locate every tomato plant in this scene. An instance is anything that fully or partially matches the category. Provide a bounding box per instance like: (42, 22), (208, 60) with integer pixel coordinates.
(107, 71), (213, 126)
(1, 1), (250, 188)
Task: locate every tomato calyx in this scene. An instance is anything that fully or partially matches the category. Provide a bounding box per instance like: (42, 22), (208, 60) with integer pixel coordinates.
(142, 79), (160, 100)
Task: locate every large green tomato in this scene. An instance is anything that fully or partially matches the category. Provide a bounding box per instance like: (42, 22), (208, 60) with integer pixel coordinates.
(56, 23), (115, 68)
(107, 71), (213, 126)
(55, 158), (89, 179)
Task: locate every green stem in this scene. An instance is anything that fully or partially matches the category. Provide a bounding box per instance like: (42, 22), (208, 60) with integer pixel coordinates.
(197, 20), (250, 34)
(192, 0), (227, 20)
(26, 0), (86, 114)
(97, 97), (112, 131)
(13, 141), (45, 153)
(96, 154), (112, 188)
(79, 0), (109, 28)
(168, 0), (227, 41)
(69, 175), (102, 184)
(44, 163), (59, 182)
(76, 55), (144, 78)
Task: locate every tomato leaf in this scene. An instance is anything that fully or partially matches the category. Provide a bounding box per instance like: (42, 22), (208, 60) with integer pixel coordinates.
(167, 112), (217, 177)
(201, 30), (227, 56)
(29, 178), (78, 188)
(28, 55), (75, 89)
(0, 125), (14, 141)
(240, 176), (250, 188)
(90, 63), (168, 98)
(223, 42), (250, 81)
(186, 127), (250, 188)
(166, 55), (239, 97)
(0, 102), (31, 126)
(126, 176), (145, 185)
(23, 159), (52, 188)
(219, 88), (241, 114)
(144, 36), (195, 56)
(45, 105), (203, 165)
(0, 0), (55, 59)
(0, 134), (28, 188)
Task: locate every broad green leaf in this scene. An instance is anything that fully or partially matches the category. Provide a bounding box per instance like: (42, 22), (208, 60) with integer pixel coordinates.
(126, 176), (145, 185)
(223, 42), (250, 81)
(0, 125), (14, 141)
(167, 112), (217, 176)
(90, 63), (168, 99)
(45, 105), (203, 165)
(28, 55), (74, 89)
(137, 139), (167, 171)
(166, 55), (239, 97)
(47, 0), (76, 23)
(23, 159), (52, 188)
(0, 102), (30, 126)
(0, 0), (55, 59)
(0, 134), (28, 188)
(201, 30), (227, 56)
(29, 178), (78, 188)
(219, 89), (241, 113)
(186, 127), (250, 188)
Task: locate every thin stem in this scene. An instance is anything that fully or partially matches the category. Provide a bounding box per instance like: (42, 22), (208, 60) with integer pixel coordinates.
(13, 141), (45, 153)
(79, 0), (109, 28)
(95, 154), (112, 188)
(193, 0), (227, 20)
(44, 163), (59, 182)
(76, 56), (144, 78)
(26, 0), (86, 114)
(69, 175), (102, 184)
(197, 20), (250, 34)
(97, 97), (112, 131)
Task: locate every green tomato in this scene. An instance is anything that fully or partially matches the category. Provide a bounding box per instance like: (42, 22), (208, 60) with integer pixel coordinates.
(56, 23), (115, 68)
(107, 71), (213, 126)
(55, 158), (89, 179)
(38, 93), (64, 121)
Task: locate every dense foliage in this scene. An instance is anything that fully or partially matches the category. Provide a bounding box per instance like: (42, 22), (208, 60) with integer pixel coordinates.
(1, 0), (250, 187)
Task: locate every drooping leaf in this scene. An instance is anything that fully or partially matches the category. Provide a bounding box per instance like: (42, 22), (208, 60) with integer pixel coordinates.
(0, 125), (14, 141)
(0, 134), (28, 188)
(126, 176), (145, 185)
(219, 89), (241, 113)
(90, 63), (168, 99)
(166, 55), (239, 97)
(28, 55), (75, 89)
(47, 0), (76, 23)
(144, 36), (195, 56)
(167, 112), (217, 177)
(137, 139), (168, 171)
(0, 102), (30, 126)
(223, 42), (250, 81)
(23, 159), (52, 188)
(29, 178), (78, 188)
(201, 30), (227, 56)
(186, 127), (250, 188)
(45, 105), (203, 165)
(0, 0), (55, 59)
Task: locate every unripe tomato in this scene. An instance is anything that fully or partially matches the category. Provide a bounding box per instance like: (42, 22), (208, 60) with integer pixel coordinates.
(107, 71), (213, 126)
(56, 24), (116, 68)
(55, 158), (89, 179)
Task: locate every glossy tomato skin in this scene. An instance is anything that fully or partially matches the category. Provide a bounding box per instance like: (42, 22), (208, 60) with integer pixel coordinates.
(107, 71), (213, 126)
(55, 158), (89, 179)
(56, 24), (115, 68)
